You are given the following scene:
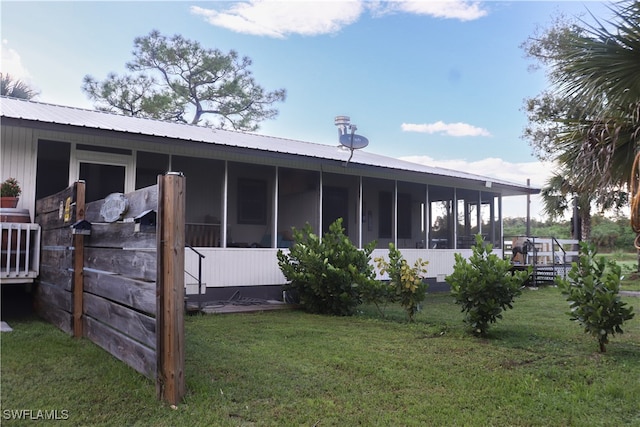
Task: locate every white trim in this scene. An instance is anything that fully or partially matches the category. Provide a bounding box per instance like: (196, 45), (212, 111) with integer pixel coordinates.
(319, 172), (323, 241)
(394, 180), (398, 248)
(70, 145), (135, 192)
(273, 166), (279, 248)
(358, 176), (363, 249)
(477, 190), (482, 235)
(222, 160), (228, 248)
(453, 188), (458, 249)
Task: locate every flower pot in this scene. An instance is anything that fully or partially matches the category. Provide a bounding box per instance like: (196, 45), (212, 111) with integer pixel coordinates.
(0, 197), (19, 208)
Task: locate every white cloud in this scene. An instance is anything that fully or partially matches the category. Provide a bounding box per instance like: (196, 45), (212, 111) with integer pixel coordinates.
(401, 121), (491, 137)
(400, 155), (556, 219)
(1, 39), (33, 81)
(190, 1), (364, 38)
(372, 0), (488, 21)
(191, 0), (488, 38)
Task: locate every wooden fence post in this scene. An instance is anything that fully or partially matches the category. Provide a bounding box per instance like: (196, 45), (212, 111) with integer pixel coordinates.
(156, 173), (186, 405)
(73, 181), (86, 338)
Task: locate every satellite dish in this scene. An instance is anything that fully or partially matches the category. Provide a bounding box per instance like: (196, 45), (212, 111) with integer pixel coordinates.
(339, 133), (369, 150)
(334, 115), (369, 166)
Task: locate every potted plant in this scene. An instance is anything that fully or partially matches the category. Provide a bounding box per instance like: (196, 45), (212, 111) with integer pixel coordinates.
(1, 177), (21, 208)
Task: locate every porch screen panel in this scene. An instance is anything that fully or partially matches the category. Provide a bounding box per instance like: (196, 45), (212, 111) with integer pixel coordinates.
(397, 193), (411, 239)
(277, 168), (319, 248)
(136, 151), (169, 189)
(481, 191), (495, 246)
(237, 179), (267, 225)
(173, 156), (225, 247)
(456, 188), (479, 249)
(378, 191), (392, 239)
(429, 186), (454, 249)
(323, 186), (349, 235)
(36, 140), (70, 200)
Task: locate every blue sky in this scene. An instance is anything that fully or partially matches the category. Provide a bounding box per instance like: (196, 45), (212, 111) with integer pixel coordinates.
(1, 1), (610, 218)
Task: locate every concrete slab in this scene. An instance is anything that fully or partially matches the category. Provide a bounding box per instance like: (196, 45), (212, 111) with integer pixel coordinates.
(188, 300), (298, 315)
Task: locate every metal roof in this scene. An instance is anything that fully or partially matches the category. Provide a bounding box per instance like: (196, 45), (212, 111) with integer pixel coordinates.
(0, 96), (538, 196)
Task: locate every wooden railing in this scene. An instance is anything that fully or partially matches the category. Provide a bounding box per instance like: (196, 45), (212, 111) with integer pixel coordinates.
(1, 222), (41, 284)
(185, 223), (220, 247)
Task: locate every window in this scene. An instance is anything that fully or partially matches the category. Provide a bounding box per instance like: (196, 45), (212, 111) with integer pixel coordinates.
(237, 179), (267, 224)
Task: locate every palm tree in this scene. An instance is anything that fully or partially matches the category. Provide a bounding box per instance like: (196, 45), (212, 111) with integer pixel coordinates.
(0, 73), (38, 100)
(551, 1), (640, 193)
(524, 1), (640, 257)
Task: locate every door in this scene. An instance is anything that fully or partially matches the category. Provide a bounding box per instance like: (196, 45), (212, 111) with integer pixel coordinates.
(71, 146), (134, 203)
(79, 162), (126, 203)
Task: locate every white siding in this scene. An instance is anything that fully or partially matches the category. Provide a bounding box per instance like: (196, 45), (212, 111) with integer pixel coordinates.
(185, 247), (479, 290)
(371, 248), (473, 280)
(185, 248), (286, 288)
(1, 125), (37, 219)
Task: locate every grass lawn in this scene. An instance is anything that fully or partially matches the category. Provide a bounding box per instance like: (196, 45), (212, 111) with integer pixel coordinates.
(1, 287), (639, 426)
(596, 251), (640, 292)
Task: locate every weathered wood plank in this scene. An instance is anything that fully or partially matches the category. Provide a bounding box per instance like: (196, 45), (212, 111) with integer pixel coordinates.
(40, 247), (73, 269)
(83, 293), (156, 349)
(83, 269), (156, 316)
(39, 266), (73, 291)
(156, 173), (185, 405)
(35, 304), (73, 335)
(84, 316), (156, 379)
(33, 281), (72, 312)
(36, 208), (76, 231)
(73, 181), (86, 338)
(41, 227), (73, 247)
(85, 185), (158, 223)
(86, 223), (157, 250)
(84, 248), (157, 281)
(36, 184), (76, 215)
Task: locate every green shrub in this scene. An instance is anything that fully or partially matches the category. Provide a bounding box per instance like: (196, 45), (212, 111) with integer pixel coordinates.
(374, 243), (428, 322)
(446, 234), (529, 336)
(555, 242), (635, 353)
(276, 218), (377, 316)
(360, 278), (397, 318)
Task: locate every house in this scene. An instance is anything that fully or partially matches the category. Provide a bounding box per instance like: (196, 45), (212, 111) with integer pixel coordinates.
(0, 96), (539, 300)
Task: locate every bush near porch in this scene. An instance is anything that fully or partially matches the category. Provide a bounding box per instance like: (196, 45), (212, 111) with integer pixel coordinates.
(276, 218), (378, 316)
(2, 287), (638, 426)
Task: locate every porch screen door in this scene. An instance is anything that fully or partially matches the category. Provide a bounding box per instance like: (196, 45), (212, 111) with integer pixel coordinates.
(79, 162), (126, 203)
(72, 148), (133, 203)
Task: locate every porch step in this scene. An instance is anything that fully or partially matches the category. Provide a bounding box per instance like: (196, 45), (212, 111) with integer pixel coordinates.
(531, 264), (571, 286)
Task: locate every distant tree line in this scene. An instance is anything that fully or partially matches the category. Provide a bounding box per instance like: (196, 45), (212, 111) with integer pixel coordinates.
(503, 215), (636, 252)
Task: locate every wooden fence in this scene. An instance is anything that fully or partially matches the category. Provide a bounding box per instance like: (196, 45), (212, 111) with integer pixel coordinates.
(34, 174), (185, 405)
